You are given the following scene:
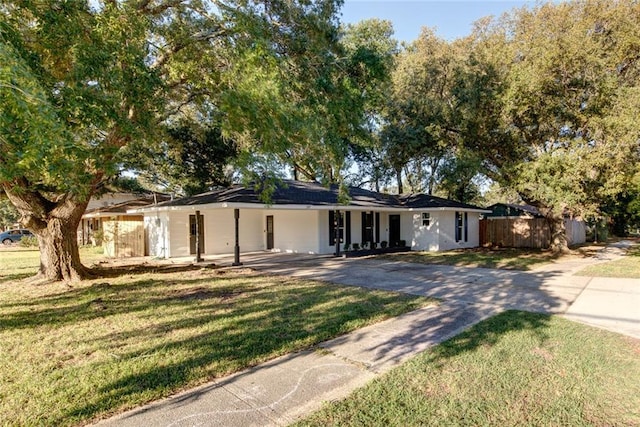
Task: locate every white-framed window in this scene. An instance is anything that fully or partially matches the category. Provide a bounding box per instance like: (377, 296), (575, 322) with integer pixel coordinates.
(422, 212), (431, 227)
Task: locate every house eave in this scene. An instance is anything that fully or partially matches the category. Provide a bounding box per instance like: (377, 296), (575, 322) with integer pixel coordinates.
(128, 203), (492, 214)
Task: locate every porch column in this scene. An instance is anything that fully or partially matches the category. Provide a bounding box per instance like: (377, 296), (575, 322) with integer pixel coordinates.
(194, 210), (203, 263)
(334, 209), (341, 257)
(232, 208), (243, 266)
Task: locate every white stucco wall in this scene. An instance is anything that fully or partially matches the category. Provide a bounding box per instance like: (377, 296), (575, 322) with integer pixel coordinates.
(167, 211), (190, 257)
(203, 209), (235, 254)
(378, 213), (389, 244)
(145, 212), (169, 257)
(411, 211), (440, 251)
(150, 208), (325, 257)
(202, 209), (265, 254)
(271, 210), (321, 253)
(400, 212), (414, 245)
(466, 213), (480, 248)
(144, 207), (483, 258)
(438, 210), (480, 251)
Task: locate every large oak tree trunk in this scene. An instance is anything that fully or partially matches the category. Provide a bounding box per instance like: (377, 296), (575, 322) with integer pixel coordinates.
(3, 184), (91, 282)
(546, 214), (570, 253)
(35, 214), (87, 282)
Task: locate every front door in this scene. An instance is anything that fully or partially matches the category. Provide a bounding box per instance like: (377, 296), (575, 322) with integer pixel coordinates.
(389, 214), (401, 247)
(189, 214), (205, 254)
(266, 215), (274, 250)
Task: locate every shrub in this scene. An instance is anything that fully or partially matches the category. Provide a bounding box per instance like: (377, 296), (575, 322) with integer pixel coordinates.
(19, 236), (38, 248)
(352, 243), (360, 250)
(380, 241), (388, 249)
(91, 229), (104, 246)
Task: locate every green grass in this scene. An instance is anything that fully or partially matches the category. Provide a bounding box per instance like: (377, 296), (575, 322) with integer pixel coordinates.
(0, 246), (105, 283)
(296, 311), (640, 427)
(0, 250), (433, 426)
(379, 247), (561, 271)
(576, 245), (640, 278)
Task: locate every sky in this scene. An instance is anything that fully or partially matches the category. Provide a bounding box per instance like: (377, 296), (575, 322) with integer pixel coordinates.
(340, 0), (540, 42)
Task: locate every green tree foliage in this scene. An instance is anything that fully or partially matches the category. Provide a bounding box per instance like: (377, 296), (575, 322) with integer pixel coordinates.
(0, 0), (351, 281)
(0, 197), (19, 230)
(380, 29), (463, 194)
(456, 0), (640, 250)
(601, 168), (640, 236)
(225, 16), (397, 188)
(434, 150), (484, 204)
(339, 19), (398, 191)
(134, 122), (237, 196)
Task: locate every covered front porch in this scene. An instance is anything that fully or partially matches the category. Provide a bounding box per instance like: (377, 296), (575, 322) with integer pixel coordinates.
(143, 206), (421, 259)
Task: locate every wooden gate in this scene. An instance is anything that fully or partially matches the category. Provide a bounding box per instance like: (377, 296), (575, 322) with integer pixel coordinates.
(102, 215), (145, 257)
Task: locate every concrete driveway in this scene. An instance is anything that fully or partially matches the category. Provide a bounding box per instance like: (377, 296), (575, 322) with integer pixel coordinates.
(238, 243), (640, 339)
(95, 244), (638, 427)
(252, 257), (586, 313)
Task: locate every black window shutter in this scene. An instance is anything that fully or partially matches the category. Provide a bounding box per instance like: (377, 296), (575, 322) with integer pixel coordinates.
(464, 212), (468, 242)
(329, 211), (335, 246)
(346, 211), (351, 244)
(361, 211), (366, 243)
(375, 212), (380, 242)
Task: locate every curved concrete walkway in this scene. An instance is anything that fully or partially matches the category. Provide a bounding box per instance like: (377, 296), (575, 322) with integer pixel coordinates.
(95, 242), (639, 427)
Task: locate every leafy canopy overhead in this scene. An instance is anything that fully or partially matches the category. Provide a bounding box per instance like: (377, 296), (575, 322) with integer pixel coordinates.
(457, 0), (640, 219)
(1, 0), (380, 280)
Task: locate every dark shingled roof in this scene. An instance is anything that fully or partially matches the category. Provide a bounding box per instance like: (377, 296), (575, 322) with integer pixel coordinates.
(84, 195), (171, 216)
(484, 203), (544, 218)
(152, 180), (486, 211)
(399, 193), (486, 210)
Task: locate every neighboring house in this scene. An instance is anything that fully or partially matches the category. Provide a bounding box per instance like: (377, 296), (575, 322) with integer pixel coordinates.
(483, 203), (544, 219)
(79, 192), (145, 246)
(130, 180), (489, 259)
(481, 203), (586, 248)
(81, 195), (169, 256)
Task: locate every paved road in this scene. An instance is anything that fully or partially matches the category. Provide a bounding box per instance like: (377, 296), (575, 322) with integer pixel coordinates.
(96, 243), (639, 427)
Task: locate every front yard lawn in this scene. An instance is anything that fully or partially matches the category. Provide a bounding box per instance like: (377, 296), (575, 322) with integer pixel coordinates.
(0, 250), (432, 426)
(576, 245), (640, 278)
(378, 247), (561, 270)
(296, 311), (640, 427)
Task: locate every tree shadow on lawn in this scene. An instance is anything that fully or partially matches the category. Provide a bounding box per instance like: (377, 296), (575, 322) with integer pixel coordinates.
(88, 262), (220, 278)
(63, 285), (417, 423)
(0, 273), (264, 330)
(70, 311), (552, 425)
(379, 247), (564, 271)
(430, 310), (552, 361)
(0, 272), (34, 284)
(0, 271), (422, 425)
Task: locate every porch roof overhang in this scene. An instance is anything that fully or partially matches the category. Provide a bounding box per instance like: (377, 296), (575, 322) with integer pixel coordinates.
(82, 211), (142, 219)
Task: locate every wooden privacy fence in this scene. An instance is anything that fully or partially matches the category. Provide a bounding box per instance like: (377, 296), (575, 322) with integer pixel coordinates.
(480, 218), (551, 249)
(102, 215), (145, 257)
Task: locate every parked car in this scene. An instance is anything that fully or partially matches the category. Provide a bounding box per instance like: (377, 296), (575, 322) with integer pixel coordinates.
(0, 229), (34, 245)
